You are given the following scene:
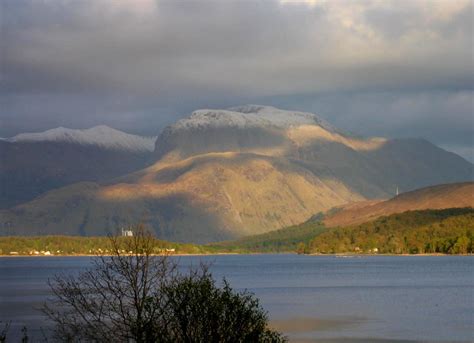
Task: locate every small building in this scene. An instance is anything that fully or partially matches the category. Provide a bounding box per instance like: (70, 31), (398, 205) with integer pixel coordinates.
(121, 228), (134, 237)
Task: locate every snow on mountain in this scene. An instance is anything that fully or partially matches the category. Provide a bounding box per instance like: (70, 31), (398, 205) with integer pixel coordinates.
(170, 105), (337, 132)
(7, 125), (156, 152)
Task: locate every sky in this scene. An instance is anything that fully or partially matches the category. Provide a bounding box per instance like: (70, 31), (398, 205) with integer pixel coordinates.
(1, 0), (473, 161)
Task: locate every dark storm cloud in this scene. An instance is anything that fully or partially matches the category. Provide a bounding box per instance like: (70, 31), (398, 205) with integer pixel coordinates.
(1, 0), (473, 160)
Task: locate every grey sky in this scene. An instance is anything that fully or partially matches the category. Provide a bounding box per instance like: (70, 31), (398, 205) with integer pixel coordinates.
(1, 0), (473, 161)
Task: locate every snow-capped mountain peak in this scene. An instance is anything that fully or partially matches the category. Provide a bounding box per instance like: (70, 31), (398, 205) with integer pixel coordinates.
(8, 125), (156, 152)
(169, 105), (337, 132)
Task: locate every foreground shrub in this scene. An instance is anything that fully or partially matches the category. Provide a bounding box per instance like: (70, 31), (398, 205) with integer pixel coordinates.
(42, 227), (285, 342)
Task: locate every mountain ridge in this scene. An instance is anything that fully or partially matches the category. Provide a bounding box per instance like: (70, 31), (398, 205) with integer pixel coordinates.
(1, 105), (472, 242)
(6, 125), (156, 153)
(169, 105), (337, 132)
(0, 126), (156, 208)
(323, 182), (474, 227)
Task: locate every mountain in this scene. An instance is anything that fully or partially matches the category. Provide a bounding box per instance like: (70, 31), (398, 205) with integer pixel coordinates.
(0, 157), (362, 242)
(6, 125), (155, 152)
(1, 106), (472, 242)
(0, 126), (156, 208)
(323, 182), (474, 227)
(154, 105), (472, 198)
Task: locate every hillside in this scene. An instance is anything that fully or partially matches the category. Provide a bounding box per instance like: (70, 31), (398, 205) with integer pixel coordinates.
(309, 208), (474, 254)
(1, 209), (472, 256)
(208, 220), (327, 253)
(1, 106), (472, 243)
(324, 182), (474, 227)
(0, 156), (360, 242)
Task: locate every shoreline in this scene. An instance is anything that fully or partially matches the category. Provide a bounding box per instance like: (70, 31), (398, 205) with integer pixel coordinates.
(0, 252), (471, 257)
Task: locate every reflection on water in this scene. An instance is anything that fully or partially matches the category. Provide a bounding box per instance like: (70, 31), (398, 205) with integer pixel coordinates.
(0, 255), (473, 342)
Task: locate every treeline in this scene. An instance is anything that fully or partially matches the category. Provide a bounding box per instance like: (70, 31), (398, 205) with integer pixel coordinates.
(208, 221), (326, 253)
(0, 235), (211, 256)
(1, 208), (473, 256)
(306, 208), (474, 254)
(0, 221), (327, 256)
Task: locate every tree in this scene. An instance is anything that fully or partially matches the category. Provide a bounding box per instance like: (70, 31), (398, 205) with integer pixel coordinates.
(0, 321), (10, 343)
(42, 226), (285, 342)
(452, 235), (469, 254)
(296, 242), (306, 255)
(160, 268), (283, 342)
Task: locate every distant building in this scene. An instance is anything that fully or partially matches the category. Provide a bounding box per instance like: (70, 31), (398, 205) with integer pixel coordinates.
(121, 228), (134, 237)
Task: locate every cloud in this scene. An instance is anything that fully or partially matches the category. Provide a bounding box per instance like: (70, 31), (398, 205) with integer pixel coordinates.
(3, 0), (472, 95)
(1, 0), (473, 160)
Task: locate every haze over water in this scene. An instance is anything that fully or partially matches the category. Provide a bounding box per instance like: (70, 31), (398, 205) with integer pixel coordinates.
(1, 255), (472, 342)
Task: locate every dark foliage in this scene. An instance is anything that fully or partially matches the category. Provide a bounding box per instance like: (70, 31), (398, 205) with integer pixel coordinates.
(42, 226), (285, 342)
(160, 268), (283, 342)
(209, 221), (326, 253)
(307, 208), (474, 254)
(0, 321), (10, 343)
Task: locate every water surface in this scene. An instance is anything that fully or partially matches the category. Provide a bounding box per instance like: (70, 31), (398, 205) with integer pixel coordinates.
(0, 255), (472, 342)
